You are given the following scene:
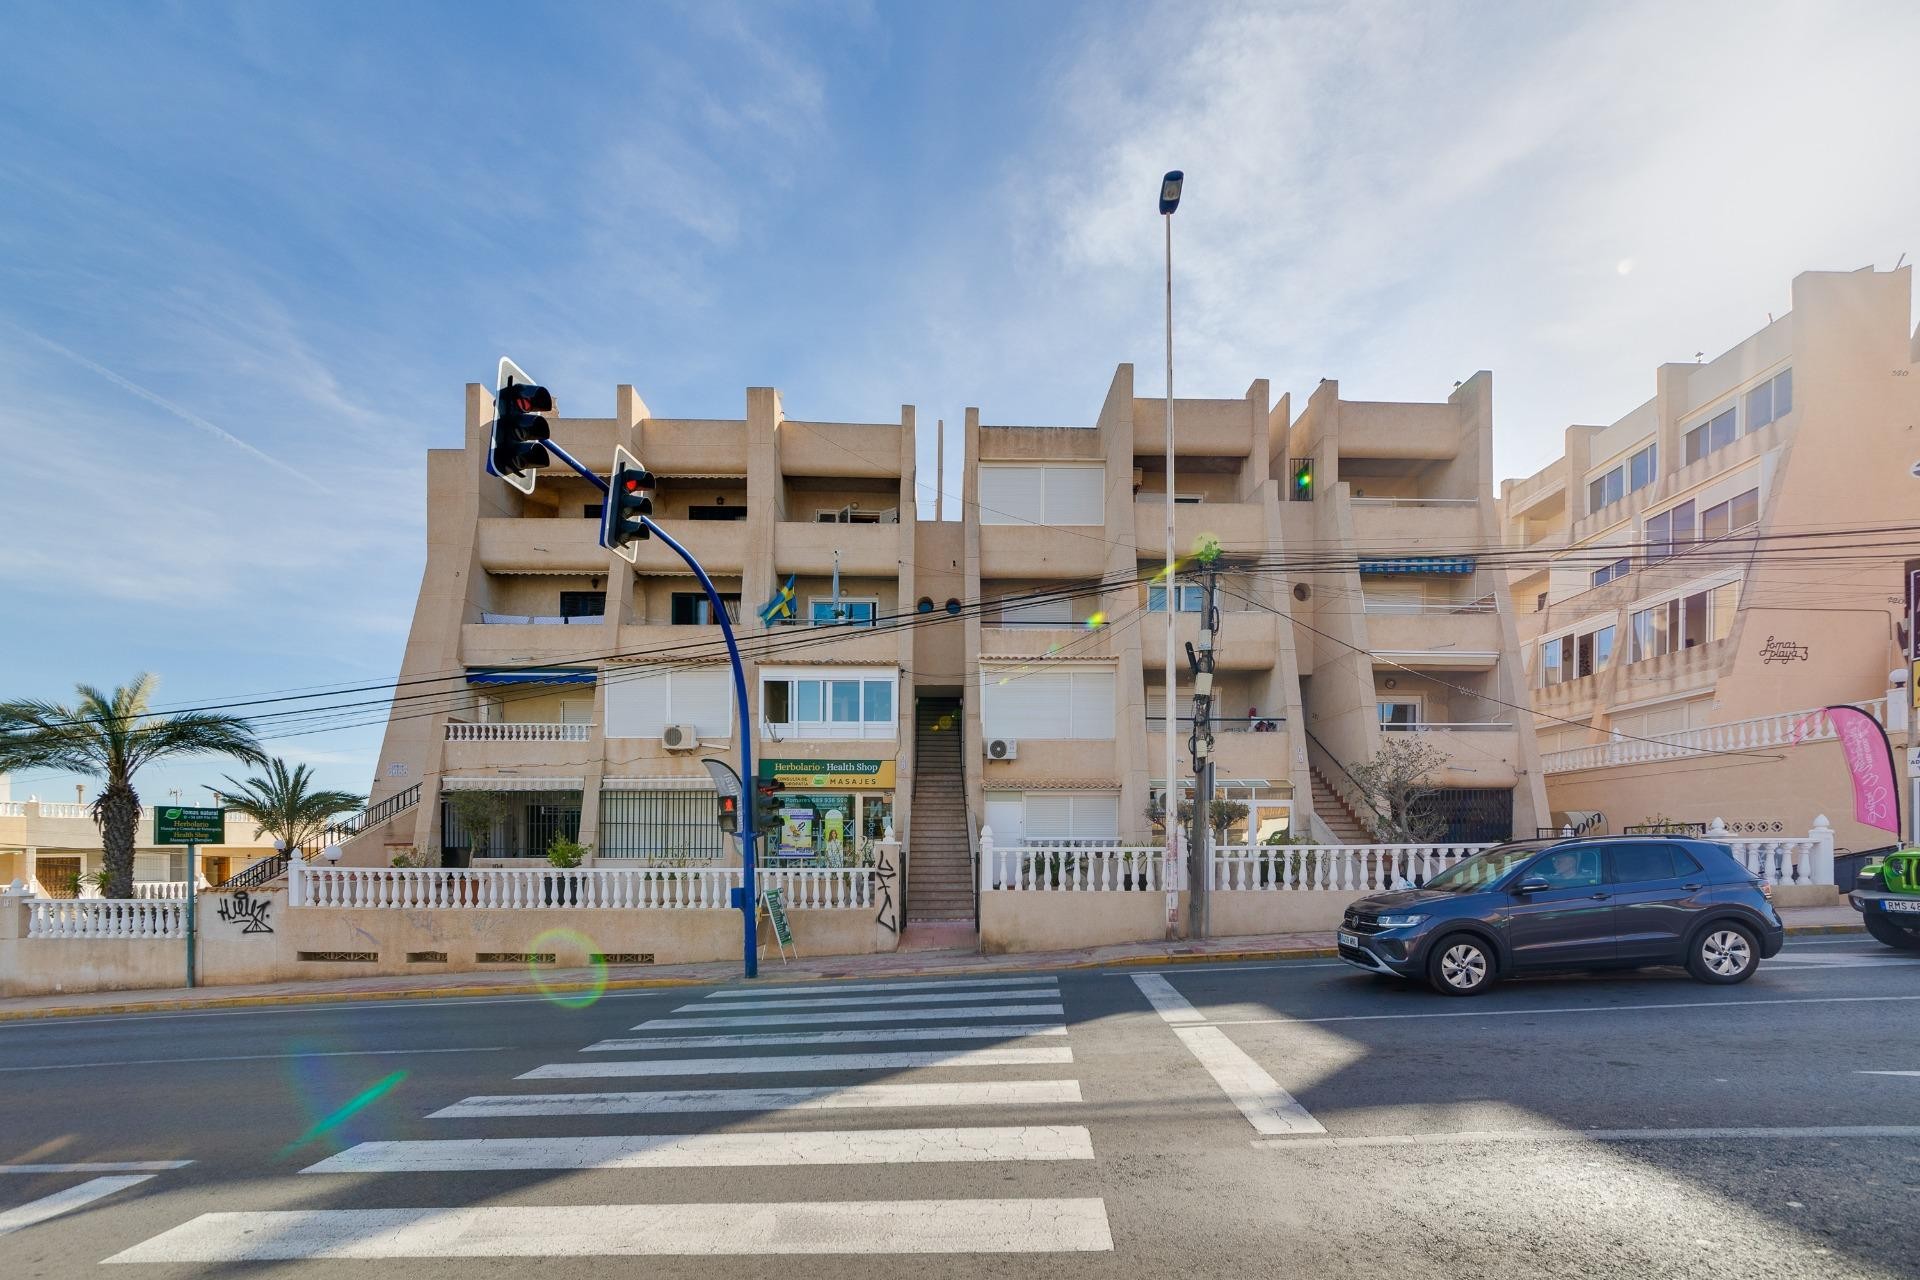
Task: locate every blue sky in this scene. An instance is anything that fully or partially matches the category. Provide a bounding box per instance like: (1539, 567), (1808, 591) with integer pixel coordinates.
(3, 0), (1917, 806)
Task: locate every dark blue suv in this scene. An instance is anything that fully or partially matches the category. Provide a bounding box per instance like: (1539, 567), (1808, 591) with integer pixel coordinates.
(1338, 836), (1785, 996)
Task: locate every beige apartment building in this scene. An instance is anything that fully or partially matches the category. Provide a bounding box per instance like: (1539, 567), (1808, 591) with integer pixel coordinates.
(1500, 265), (1919, 850)
(340, 361), (1548, 933)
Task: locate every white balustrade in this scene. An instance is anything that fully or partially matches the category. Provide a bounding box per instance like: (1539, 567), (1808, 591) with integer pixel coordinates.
(977, 832), (1175, 893)
(132, 881), (190, 900)
(0, 801), (25, 817)
(1208, 844), (1490, 891)
(445, 721), (592, 743)
(1543, 699), (1889, 774)
(288, 863), (868, 910)
(34, 802), (91, 819)
(1710, 816), (1835, 886)
(28, 898), (185, 939)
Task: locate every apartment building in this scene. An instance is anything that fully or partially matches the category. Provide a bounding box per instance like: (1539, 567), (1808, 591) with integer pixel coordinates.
(1499, 266), (1920, 848)
(345, 361), (1549, 931)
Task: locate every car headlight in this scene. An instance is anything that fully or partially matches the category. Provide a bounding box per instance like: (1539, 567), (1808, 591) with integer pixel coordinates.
(1375, 913), (1428, 929)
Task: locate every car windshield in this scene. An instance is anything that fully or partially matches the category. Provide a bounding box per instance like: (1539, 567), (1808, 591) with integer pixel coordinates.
(1423, 844), (1547, 892)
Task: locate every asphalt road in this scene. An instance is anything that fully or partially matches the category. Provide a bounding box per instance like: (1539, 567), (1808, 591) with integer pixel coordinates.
(3, 937), (1918, 1278)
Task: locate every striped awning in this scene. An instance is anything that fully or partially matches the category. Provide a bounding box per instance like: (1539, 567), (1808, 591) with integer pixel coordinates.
(465, 667), (596, 686)
(1357, 556), (1476, 575)
(441, 777), (585, 793)
(601, 777), (717, 792)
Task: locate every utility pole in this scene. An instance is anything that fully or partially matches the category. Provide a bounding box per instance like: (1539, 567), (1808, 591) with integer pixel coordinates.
(1159, 170), (1184, 939)
(1186, 564), (1219, 939)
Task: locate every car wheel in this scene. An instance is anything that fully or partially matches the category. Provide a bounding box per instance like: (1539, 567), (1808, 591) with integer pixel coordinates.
(1687, 923), (1759, 984)
(1864, 913), (1920, 951)
(1426, 933), (1495, 997)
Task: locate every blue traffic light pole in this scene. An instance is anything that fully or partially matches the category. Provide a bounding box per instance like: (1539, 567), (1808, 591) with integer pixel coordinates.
(542, 441), (759, 978)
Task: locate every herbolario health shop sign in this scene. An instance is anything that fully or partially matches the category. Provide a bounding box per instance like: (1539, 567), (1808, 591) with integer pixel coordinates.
(756, 759), (898, 790)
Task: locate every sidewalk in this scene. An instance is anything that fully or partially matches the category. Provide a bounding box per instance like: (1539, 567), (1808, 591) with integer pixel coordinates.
(0, 906), (1863, 1023)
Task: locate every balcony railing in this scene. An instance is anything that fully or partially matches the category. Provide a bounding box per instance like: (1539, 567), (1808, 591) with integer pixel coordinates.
(1362, 597), (1496, 615)
(1541, 699), (1889, 774)
(1380, 720), (1512, 732)
(446, 722), (593, 742)
(322, 783), (423, 848)
(1350, 496), (1478, 508)
(1146, 716), (1284, 733)
(478, 612), (605, 625)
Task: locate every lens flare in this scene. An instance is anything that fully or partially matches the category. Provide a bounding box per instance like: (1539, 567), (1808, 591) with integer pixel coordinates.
(529, 927), (607, 1008)
(282, 1070), (407, 1154)
(1084, 612), (1106, 629)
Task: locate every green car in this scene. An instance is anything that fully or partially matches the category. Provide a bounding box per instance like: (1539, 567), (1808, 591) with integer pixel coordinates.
(1849, 850), (1920, 950)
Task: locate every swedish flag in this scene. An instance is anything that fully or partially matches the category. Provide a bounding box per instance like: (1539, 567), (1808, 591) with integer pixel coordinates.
(758, 574), (797, 625)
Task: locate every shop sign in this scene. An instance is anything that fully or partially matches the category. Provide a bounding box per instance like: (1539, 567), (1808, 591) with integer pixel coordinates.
(757, 758), (897, 790)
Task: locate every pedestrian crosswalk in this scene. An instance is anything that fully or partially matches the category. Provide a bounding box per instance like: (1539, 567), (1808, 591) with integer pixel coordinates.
(105, 971), (1112, 1263)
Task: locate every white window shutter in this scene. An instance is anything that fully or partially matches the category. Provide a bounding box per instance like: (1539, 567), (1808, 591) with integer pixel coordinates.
(1046, 467), (1105, 526)
(1068, 670), (1116, 740)
(1071, 793), (1120, 840)
(1024, 793), (1073, 840)
(605, 671), (669, 739)
(1001, 593), (1072, 625)
(979, 467), (1044, 525)
(674, 670), (733, 740)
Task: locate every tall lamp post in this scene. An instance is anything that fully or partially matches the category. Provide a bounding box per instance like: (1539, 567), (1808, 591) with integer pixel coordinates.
(1160, 170), (1183, 934)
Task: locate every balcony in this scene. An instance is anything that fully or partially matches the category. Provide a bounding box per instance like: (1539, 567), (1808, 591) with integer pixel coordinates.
(1363, 608), (1501, 669)
(638, 419), (748, 477)
(761, 621), (904, 664)
(1337, 403), (1461, 461)
(780, 421), (905, 478)
(446, 722), (591, 743)
(1379, 723), (1521, 785)
(477, 517), (609, 574)
(1349, 497), (1481, 551)
(1140, 611), (1278, 672)
(775, 520), (902, 577)
(1131, 397), (1253, 456)
(980, 623), (1124, 663)
(979, 525), (1110, 579)
(1132, 502), (1265, 556)
(443, 720), (599, 770)
(463, 620), (610, 667)
(1146, 723), (1291, 780)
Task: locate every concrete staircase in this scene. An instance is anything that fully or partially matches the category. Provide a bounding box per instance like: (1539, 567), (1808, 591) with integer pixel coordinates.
(1309, 765), (1372, 843)
(906, 697), (973, 922)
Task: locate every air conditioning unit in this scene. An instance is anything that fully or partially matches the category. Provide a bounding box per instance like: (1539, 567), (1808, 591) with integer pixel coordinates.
(661, 724), (699, 750)
(986, 738), (1019, 761)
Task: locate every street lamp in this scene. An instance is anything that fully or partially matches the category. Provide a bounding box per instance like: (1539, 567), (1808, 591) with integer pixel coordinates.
(1159, 170), (1183, 936)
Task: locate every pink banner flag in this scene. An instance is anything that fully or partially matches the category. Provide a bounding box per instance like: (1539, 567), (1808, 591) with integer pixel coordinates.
(1825, 705), (1901, 834)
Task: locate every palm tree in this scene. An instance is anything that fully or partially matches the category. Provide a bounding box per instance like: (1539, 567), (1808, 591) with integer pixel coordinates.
(0, 674), (264, 898)
(221, 758), (363, 862)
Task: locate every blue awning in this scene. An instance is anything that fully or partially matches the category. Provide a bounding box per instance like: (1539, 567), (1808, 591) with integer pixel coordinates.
(1357, 556), (1477, 575)
(466, 667), (597, 687)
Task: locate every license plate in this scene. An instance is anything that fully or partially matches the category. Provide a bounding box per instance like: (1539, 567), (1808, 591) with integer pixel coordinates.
(1338, 930), (1360, 947)
(1886, 900), (1920, 914)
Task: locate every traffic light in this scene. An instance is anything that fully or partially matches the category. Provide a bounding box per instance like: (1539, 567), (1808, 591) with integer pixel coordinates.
(602, 444), (656, 563)
(488, 359), (553, 494)
(717, 792), (740, 835)
(754, 783), (781, 840)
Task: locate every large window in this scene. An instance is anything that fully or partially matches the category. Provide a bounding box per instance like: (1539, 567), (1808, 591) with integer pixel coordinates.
(605, 669), (733, 740)
(998, 592), (1073, 626)
(981, 667), (1116, 740)
(598, 788), (725, 859)
(978, 465), (1105, 526)
(1591, 557), (1632, 588)
(1645, 500), (1696, 562)
(559, 590), (605, 619)
(670, 592), (741, 625)
(761, 669), (898, 740)
(1146, 583), (1206, 612)
(809, 597), (878, 627)
(1700, 487), (1759, 541)
(1682, 406), (1738, 464)
(1628, 582), (1740, 663)
(1744, 369), (1793, 432)
(1539, 624), (1616, 687)
(984, 790), (1120, 846)
(1586, 443), (1656, 515)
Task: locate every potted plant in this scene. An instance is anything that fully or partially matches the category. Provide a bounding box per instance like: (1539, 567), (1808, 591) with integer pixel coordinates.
(544, 835), (589, 906)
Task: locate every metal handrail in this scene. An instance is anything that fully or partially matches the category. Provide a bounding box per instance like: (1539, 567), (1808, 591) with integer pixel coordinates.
(217, 853), (289, 892)
(321, 783), (422, 847)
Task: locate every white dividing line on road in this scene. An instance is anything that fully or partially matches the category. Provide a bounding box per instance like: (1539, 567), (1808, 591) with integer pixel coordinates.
(1252, 1125), (1920, 1151)
(705, 976), (1059, 998)
(520, 1046), (1073, 1079)
(1129, 974), (1324, 1136)
(670, 990), (1061, 1012)
(0, 1046), (504, 1073)
(104, 1199), (1117, 1261)
(430, 1080), (1084, 1118)
(0, 1161), (191, 1174)
(637, 1003), (1065, 1030)
(0, 1176), (154, 1237)
(303, 1126), (1096, 1173)
(1858, 1070), (1920, 1078)
(1210, 992), (1920, 1026)
(584, 1025), (1067, 1051)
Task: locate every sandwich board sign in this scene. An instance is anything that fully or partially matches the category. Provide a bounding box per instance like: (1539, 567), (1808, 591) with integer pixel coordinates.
(759, 886), (794, 963)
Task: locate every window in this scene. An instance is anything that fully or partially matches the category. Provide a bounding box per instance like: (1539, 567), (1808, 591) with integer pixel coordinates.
(598, 789), (724, 859)
(1540, 624), (1614, 687)
(985, 791), (1120, 845)
(1378, 700), (1420, 730)
(1146, 584), (1206, 612)
(583, 504), (604, 520)
(978, 465), (1105, 525)
(1645, 500), (1695, 562)
(1587, 466), (1624, 515)
(1628, 443), (1657, 493)
(1591, 558), (1631, 588)
(760, 670), (899, 739)
(559, 590), (605, 619)
(1527, 847), (1604, 889)
(604, 669), (733, 739)
(670, 592), (741, 625)
(1609, 844), (1676, 884)
(1628, 582), (1739, 662)
(1592, 625), (1615, 669)
(999, 593), (1073, 626)
(1683, 406), (1738, 464)
(688, 504), (747, 521)
(1700, 487), (1759, 541)
(1744, 369), (1792, 431)
(809, 598), (878, 627)
(981, 667), (1116, 740)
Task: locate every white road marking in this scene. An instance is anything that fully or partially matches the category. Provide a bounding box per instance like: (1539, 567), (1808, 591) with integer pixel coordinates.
(585, 1025), (1067, 1051)
(103, 1199), (1117, 1260)
(1211, 992), (1920, 1026)
(304, 1126), (1096, 1173)
(1253, 1125), (1920, 1150)
(0, 1162), (191, 1174)
(0, 1046), (503, 1073)
(430, 1080), (1084, 1118)
(706, 977), (1058, 998)
(1129, 974), (1323, 1135)
(520, 1046), (1073, 1079)
(1130, 973), (1208, 1022)
(671, 991), (1061, 1012)
(637, 1004), (1065, 1029)
(0, 1176), (153, 1236)
(1858, 1070), (1920, 1078)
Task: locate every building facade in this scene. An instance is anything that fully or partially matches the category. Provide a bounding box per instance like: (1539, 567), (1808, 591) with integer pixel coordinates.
(1499, 266), (1919, 849)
